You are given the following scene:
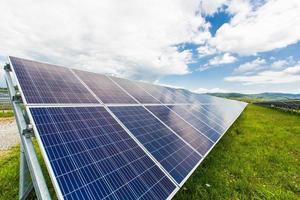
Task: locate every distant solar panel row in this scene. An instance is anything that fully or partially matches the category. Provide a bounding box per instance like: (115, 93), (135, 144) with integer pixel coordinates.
(9, 56), (247, 200)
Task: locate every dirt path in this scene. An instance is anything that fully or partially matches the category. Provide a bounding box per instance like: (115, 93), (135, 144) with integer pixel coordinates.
(0, 118), (19, 150)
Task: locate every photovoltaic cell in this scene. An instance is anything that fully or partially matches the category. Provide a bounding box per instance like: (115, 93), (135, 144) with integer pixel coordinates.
(167, 105), (221, 142)
(110, 76), (160, 104)
(73, 69), (137, 104)
(146, 105), (213, 156)
(184, 104), (229, 130)
(201, 104), (241, 128)
(109, 106), (202, 184)
(138, 82), (190, 104)
(181, 91), (221, 104)
(30, 106), (176, 200)
(9, 56), (98, 104)
(173, 105), (226, 133)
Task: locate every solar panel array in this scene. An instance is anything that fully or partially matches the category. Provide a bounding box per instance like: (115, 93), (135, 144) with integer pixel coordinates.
(9, 56), (247, 200)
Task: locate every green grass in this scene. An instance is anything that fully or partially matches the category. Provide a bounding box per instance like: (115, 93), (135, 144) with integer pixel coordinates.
(0, 105), (299, 199)
(0, 110), (14, 118)
(174, 105), (300, 199)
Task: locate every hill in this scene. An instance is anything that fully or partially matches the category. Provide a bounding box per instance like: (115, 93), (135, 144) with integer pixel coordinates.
(0, 104), (299, 199)
(209, 92), (300, 102)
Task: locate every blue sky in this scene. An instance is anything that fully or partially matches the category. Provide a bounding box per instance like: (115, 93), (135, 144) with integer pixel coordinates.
(1, 0), (300, 93)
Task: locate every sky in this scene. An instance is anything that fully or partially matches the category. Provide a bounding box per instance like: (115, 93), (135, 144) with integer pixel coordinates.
(0, 0), (300, 94)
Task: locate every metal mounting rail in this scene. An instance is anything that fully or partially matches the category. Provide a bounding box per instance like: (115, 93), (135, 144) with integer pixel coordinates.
(4, 64), (51, 200)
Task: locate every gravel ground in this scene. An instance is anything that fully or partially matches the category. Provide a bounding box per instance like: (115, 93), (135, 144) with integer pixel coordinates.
(0, 118), (19, 150)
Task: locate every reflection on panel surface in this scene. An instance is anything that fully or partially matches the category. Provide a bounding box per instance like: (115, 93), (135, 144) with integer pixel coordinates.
(30, 106), (176, 200)
(146, 105), (213, 156)
(110, 106), (202, 184)
(73, 69), (137, 104)
(138, 82), (191, 103)
(111, 76), (160, 104)
(168, 105), (221, 142)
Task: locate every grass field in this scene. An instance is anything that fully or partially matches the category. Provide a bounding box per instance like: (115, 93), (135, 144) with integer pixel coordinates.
(0, 110), (14, 118)
(0, 105), (299, 199)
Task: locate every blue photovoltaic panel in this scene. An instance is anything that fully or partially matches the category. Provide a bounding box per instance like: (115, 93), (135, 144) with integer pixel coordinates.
(146, 106), (213, 156)
(181, 91), (221, 104)
(73, 69), (137, 104)
(168, 105), (221, 142)
(138, 82), (190, 103)
(173, 105), (226, 134)
(109, 106), (202, 184)
(9, 57), (98, 104)
(9, 56), (247, 200)
(169, 104), (225, 134)
(182, 105), (227, 131)
(30, 106), (176, 200)
(201, 104), (242, 128)
(111, 76), (160, 104)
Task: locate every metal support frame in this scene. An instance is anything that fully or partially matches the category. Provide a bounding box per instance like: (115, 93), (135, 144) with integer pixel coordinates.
(4, 64), (51, 200)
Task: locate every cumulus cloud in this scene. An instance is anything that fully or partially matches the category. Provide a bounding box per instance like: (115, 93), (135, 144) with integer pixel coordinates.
(192, 87), (229, 93)
(208, 53), (237, 65)
(234, 58), (266, 74)
(0, 0), (211, 80)
(210, 0), (300, 55)
(199, 53), (237, 71)
(197, 45), (217, 57)
(200, 0), (228, 15)
(271, 56), (295, 69)
(225, 61), (300, 84)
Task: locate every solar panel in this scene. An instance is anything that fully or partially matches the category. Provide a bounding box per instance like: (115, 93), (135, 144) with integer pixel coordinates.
(146, 105), (214, 156)
(109, 106), (202, 184)
(110, 76), (160, 104)
(167, 105), (221, 142)
(30, 106), (176, 200)
(9, 57), (98, 104)
(200, 104), (242, 128)
(138, 82), (190, 103)
(9, 56), (247, 200)
(172, 104), (226, 134)
(73, 69), (137, 104)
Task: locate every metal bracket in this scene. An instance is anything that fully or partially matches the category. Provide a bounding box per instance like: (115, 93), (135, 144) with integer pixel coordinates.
(13, 92), (23, 102)
(4, 66), (51, 200)
(4, 63), (11, 71)
(22, 124), (34, 138)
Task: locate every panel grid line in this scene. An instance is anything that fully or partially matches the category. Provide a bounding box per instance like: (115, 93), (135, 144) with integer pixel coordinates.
(109, 106), (202, 185)
(143, 106), (203, 157)
(30, 106), (176, 199)
(166, 106), (216, 143)
(105, 106), (180, 188)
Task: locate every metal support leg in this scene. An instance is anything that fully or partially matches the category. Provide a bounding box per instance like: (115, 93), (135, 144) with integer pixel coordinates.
(19, 143), (34, 200)
(4, 67), (51, 200)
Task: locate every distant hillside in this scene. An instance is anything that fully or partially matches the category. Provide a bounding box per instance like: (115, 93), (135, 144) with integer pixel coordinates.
(208, 92), (300, 102)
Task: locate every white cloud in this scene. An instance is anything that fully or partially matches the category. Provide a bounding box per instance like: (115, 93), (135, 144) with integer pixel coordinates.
(0, 0), (211, 80)
(200, 0), (228, 15)
(207, 53), (237, 65)
(271, 56), (295, 69)
(197, 45), (217, 57)
(234, 58), (266, 74)
(210, 0), (300, 55)
(225, 61), (300, 84)
(271, 60), (289, 69)
(192, 87), (229, 93)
